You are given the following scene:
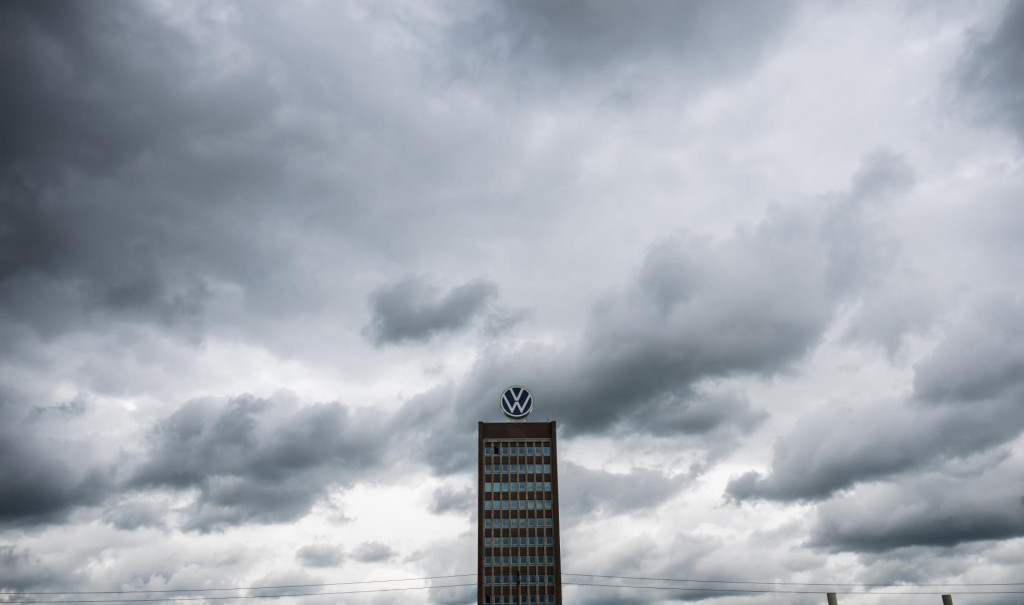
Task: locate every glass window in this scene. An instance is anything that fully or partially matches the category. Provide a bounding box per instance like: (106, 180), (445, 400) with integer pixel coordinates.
(501, 447), (508, 455)
(545, 500), (551, 509)
(528, 518), (536, 527)
(526, 447), (534, 455)
(485, 447), (492, 455)
(503, 537), (510, 546)
(484, 501), (491, 510)
(544, 464), (551, 472)
(546, 518), (552, 527)
(544, 446), (550, 455)
(510, 482), (517, 492)
(526, 482), (534, 491)
(484, 519), (491, 528)
(528, 537), (535, 546)
(519, 464), (526, 472)
(502, 501), (509, 510)
(526, 500), (534, 510)
(518, 482), (526, 491)
(526, 464), (534, 473)
(502, 465), (510, 473)
(518, 447), (525, 455)
(502, 518), (509, 528)
(485, 538), (492, 546)
(503, 556), (510, 565)
(484, 482), (491, 492)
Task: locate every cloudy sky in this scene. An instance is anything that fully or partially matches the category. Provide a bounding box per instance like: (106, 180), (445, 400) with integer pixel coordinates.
(2, 1), (1024, 604)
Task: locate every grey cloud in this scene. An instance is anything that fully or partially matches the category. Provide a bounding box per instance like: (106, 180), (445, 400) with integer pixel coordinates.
(295, 544), (345, 569)
(811, 457), (1024, 552)
(129, 396), (392, 532)
(102, 499), (167, 531)
(404, 153), (905, 477)
(559, 462), (685, 522)
(728, 297), (1024, 502)
(958, 1), (1024, 141)
(456, 0), (794, 94)
(0, 392), (111, 527)
(365, 277), (498, 345)
(351, 541), (395, 563)
(429, 485), (475, 515)
(847, 151), (915, 204)
(0, 545), (59, 592)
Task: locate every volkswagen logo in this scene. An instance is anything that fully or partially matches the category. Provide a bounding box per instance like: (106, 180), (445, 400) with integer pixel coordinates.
(500, 386), (533, 420)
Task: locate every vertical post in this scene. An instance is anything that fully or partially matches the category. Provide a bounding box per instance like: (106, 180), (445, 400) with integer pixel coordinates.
(941, 595), (953, 605)
(827, 592), (838, 605)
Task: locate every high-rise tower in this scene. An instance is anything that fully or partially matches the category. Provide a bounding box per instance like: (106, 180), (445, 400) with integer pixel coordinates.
(478, 387), (562, 605)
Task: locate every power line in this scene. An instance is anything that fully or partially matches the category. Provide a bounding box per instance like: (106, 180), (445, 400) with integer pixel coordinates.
(564, 573), (1024, 588)
(7, 572), (1023, 602)
(563, 582), (1024, 596)
(0, 584), (476, 605)
(4, 575), (476, 596)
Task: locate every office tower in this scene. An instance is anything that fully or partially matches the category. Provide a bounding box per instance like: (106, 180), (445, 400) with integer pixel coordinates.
(478, 421), (562, 605)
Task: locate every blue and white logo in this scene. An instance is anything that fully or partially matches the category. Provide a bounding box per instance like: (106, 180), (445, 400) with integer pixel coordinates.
(500, 386), (533, 419)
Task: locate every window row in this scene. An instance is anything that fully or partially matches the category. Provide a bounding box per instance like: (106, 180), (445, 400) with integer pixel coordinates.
(484, 446), (551, 456)
(484, 575), (555, 585)
(484, 464), (552, 474)
(484, 482), (552, 493)
(483, 556), (557, 565)
(483, 595), (555, 604)
(485, 537), (556, 548)
(484, 556), (554, 566)
(483, 535), (555, 546)
(484, 500), (553, 511)
(484, 518), (555, 529)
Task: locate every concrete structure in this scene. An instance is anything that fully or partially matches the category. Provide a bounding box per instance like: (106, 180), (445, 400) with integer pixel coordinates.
(478, 421), (562, 605)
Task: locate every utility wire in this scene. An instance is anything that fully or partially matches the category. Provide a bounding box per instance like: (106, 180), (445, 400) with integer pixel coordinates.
(4, 575), (476, 596)
(0, 584), (476, 604)
(563, 582), (1024, 596)
(7, 572), (1024, 601)
(564, 573), (1024, 588)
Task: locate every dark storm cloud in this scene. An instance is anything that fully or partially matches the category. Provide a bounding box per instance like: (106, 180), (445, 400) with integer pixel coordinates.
(727, 297), (1024, 503)
(295, 544), (345, 569)
(0, 0), (285, 346)
(365, 277), (498, 345)
(558, 462), (684, 522)
(958, 1), (1024, 140)
(810, 457), (1024, 552)
(130, 396), (392, 532)
(351, 542), (395, 564)
(0, 391), (110, 526)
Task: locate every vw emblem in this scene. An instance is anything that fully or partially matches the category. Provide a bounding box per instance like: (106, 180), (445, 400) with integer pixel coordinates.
(500, 386), (533, 420)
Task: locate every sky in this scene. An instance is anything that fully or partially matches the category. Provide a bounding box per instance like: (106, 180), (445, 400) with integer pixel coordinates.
(2, 1), (1024, 604)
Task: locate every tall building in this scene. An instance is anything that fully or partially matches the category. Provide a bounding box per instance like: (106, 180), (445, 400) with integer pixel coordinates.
(477, 418), (562, 605)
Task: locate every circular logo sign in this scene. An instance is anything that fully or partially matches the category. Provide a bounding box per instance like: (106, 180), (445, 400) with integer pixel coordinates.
(500, 386), (533, 419)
